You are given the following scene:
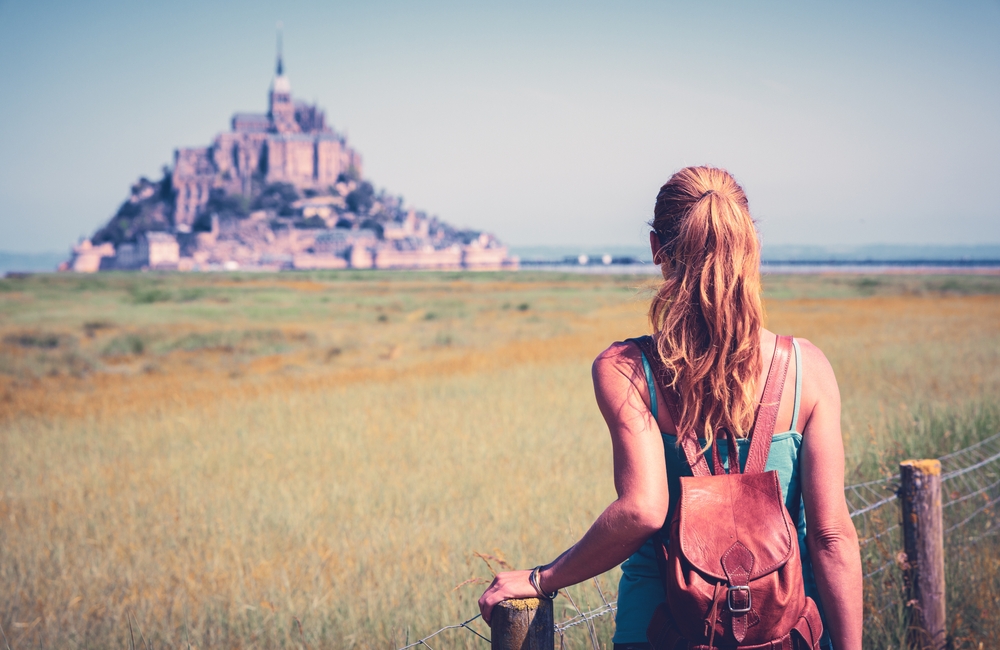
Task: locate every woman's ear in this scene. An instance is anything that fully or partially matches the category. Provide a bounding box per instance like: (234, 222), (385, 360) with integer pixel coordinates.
(649, 231), (662, 264)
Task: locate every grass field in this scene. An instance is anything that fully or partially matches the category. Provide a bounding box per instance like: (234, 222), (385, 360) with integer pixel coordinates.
(1, 271), (998, 648)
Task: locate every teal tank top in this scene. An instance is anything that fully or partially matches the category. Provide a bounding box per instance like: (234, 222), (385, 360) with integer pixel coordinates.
(613, 339), (829, 646)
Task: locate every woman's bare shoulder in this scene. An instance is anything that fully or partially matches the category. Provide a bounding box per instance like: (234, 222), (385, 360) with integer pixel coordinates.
(592, 340), (646, 391)
(794, 337), (841, 426)
(592, 340), (661, 436)
(795, 337), (838, 387)
(593, 338), (649, 372)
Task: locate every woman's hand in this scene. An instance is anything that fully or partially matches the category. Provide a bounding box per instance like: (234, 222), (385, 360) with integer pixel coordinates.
(477, 340), (670, 627)
(477, 570), (537, 625)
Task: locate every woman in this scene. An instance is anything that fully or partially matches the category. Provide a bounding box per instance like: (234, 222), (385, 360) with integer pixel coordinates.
(478, 167), (862, 649)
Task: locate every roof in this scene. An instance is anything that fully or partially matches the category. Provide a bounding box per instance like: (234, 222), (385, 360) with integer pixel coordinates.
(144, 232), (178, 244)
(272, 74), (291, 94)
(232, 113), (271, 133)
(267, 133), (315, 143)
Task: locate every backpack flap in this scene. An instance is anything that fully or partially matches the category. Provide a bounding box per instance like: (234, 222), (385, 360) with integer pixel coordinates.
(677, 470), (794, 582)
(671, 470), (798, 644)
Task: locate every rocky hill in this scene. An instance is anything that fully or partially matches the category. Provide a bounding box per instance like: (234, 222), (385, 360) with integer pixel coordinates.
(65, 51), (515, 273)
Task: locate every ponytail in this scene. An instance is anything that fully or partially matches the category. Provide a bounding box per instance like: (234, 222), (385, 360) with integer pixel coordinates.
(648, 167), (763, 451)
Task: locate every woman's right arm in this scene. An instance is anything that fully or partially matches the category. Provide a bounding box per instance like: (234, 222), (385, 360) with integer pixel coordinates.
(798, 340), (862, 650)
(477, 341), (669, 623)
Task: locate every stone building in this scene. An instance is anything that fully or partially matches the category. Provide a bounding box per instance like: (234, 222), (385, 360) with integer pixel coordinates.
(140, 232), (180, 269)
(373, 245), (464, 270)
(67, 240), (115, 273)
(172, 50), (362, 231)
(102, 232), (179, 270)
(65, 36), (519, 274)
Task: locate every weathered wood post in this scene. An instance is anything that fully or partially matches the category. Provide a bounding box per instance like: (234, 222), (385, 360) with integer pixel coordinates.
(491, 598), (554, 650)
(899, 459), (946, 650)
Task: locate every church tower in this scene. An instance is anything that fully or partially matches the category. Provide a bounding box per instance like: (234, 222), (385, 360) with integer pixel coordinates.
(268, 27), (299, 133)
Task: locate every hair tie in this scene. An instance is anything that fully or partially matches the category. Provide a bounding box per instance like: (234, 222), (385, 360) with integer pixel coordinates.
(701, 190), (716, 199)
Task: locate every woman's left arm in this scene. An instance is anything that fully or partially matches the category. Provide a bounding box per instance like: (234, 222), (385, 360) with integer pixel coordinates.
(798, 340), (863, 650)
(478, 342), (669, 624)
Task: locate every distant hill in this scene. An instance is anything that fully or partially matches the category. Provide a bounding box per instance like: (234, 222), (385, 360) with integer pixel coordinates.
(511, 243), (1000, 267)
(63, 44), (514, 274)
(762, 244), (1000, 262)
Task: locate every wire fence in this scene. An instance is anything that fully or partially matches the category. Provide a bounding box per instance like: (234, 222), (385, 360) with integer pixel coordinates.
(398, 431), (1000, 649)
(859, 431), (1000, 642)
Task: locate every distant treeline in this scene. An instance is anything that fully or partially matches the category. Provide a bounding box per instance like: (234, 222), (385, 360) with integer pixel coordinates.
(512, 243), (1000, 266)
(763, 244), (1000, 262)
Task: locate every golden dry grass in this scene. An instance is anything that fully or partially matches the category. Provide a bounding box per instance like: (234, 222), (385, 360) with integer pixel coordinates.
(0, 271), (998, 648)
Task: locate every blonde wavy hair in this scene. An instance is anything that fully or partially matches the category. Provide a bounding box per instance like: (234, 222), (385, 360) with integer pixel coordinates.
(649, 166), (764, 451)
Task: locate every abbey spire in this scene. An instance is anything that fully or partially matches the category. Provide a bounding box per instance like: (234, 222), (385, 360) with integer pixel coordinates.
(275, 23), (284, 76)
(268, 23), (297, 133)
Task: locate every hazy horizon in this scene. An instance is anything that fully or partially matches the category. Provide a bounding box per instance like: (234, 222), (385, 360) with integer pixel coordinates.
(5, 243), (1000, 276)
(1, 1), (998, 254)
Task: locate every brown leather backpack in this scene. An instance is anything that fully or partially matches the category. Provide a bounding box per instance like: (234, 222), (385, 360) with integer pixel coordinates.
(632, 335), (823, 650)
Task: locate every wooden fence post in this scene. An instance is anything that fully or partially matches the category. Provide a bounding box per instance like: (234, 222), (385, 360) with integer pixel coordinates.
(491, 598), (554, 650)
(899, 459), (946, 650)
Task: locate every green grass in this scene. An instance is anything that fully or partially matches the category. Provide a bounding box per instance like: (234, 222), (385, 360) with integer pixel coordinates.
(0, 271), (998, 648)
(761, 272), (1000, 300)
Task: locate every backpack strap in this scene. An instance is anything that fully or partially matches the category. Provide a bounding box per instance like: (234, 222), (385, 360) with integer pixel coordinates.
(713, 429), (741, 476)
(629, 336), (711, 477)
(743, 335), (794, 475)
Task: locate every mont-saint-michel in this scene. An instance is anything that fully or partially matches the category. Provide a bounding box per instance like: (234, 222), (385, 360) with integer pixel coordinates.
(64, 48), (516, 273)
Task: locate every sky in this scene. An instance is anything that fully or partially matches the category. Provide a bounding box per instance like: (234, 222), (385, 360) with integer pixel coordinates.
(0, 0), (998, 253)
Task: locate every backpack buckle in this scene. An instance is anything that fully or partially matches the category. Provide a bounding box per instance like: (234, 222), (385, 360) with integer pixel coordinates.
(727, 585), (752, 614)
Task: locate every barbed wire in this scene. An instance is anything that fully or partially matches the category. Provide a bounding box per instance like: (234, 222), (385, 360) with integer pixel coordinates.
(945, 494), (1000, 534)
(858, 523), (899, 548)
(845, 480), (899, 519)
(939, 431), (1000, 464)
(941, 431), (1000, 543)
(554, 602), (618, 634)
(395, 614), (489, 650)
(854, 431), (1000, 634)
(396, 431), (1000, 650)
(942, 477), (1000, 510)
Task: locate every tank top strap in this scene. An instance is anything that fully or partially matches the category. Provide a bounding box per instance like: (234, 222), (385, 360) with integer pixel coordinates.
(789, 338), (802, 433)
(640, 349), (659, 421)
(626, 337), (658, 421)
(627, 335), (712, 477)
